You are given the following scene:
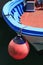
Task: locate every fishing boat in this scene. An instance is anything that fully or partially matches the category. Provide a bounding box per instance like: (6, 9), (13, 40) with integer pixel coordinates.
(2, 0), (43, 51)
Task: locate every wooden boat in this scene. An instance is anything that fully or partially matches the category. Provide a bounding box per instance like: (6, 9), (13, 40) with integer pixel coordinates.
(2, 0), (43, 51)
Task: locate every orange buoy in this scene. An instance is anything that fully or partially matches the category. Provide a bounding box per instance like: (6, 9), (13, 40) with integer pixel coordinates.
(8, 36), (30, 60)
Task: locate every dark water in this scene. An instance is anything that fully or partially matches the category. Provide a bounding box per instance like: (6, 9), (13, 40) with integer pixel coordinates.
(0, 17), (43, 65)
(0, 0), (9, 17)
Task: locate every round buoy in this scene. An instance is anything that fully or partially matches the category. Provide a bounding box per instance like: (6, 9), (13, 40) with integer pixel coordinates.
(8, 36), (30, 60)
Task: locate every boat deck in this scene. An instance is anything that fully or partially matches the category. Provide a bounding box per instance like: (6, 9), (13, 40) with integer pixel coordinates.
(20, 9), (43, 28)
